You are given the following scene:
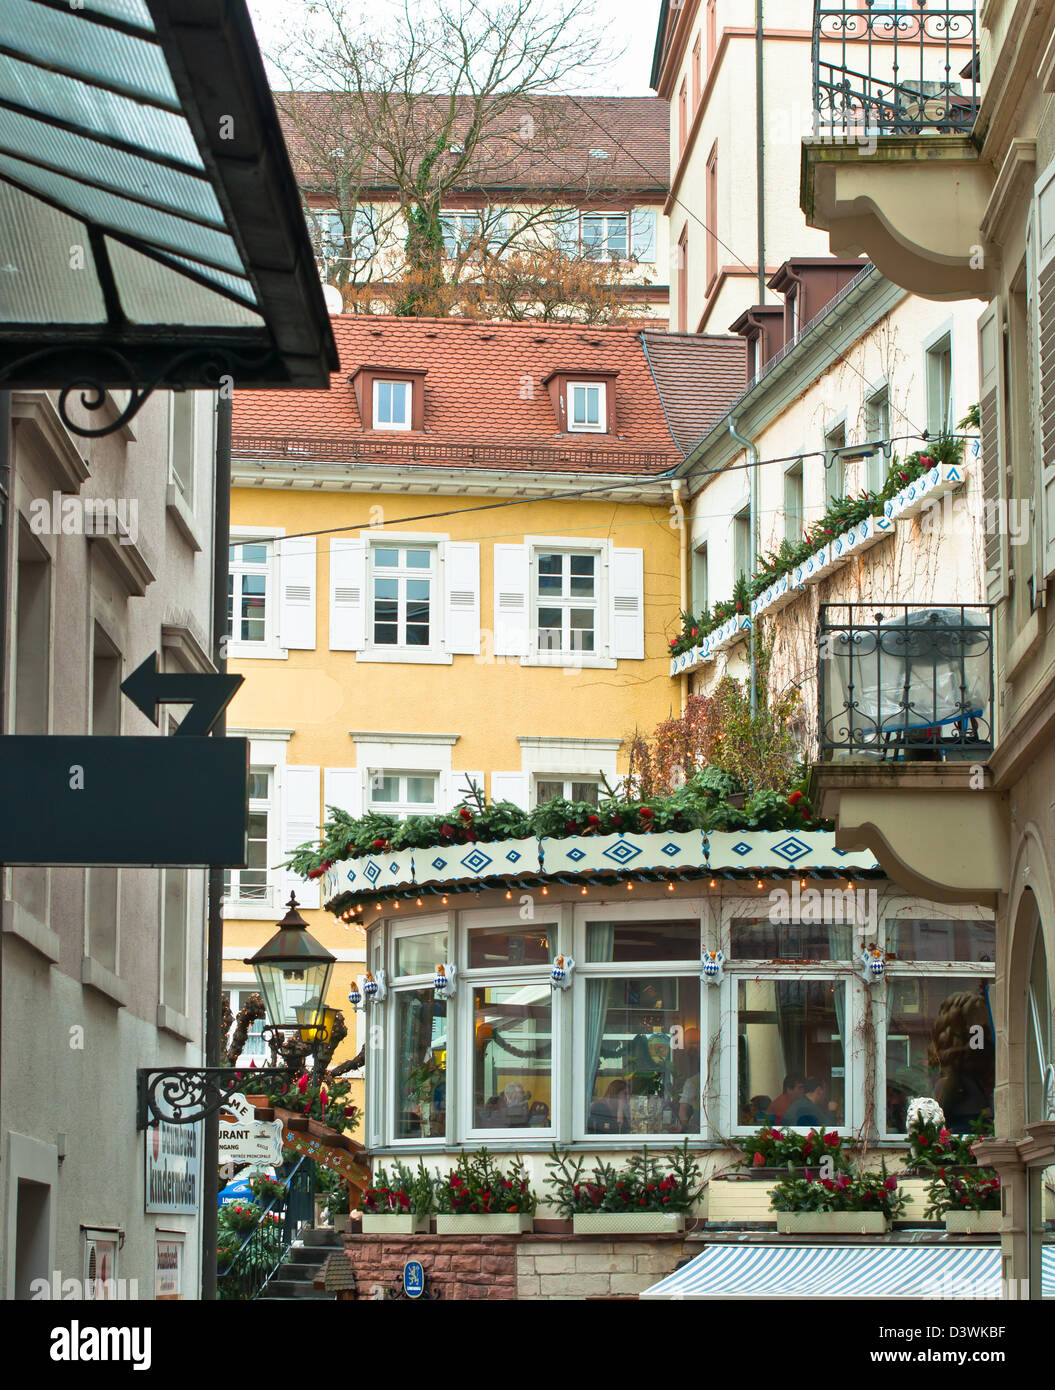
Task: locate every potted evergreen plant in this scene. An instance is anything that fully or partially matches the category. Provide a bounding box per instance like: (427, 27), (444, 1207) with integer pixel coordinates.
(546, 1142), (702, 1234)
(434, 1150), (536, 1234)
(361, 1160), (434, 1233)
(770, 1165), (906, 1234)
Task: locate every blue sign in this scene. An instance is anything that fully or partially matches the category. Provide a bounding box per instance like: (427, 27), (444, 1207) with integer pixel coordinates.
(403, 1260), (425, 1299)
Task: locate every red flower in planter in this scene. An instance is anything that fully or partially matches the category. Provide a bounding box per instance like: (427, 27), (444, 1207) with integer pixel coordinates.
(372, 838), (387, 852)
(639, 807), (654, 823)
(919, 454), (935, 468)
(787, 791), (804, 805)
(459, 808), (473, 822)
(823, 1131), (840, 1147)
(752, 1152), (766, 1167)
(297, 1073), (309, 1095)
(587, 814), (601, 829)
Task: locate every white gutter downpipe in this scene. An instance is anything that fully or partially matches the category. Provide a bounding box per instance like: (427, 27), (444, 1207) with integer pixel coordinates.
(727, 414), (758, 718)
(670, 478), (688, 714)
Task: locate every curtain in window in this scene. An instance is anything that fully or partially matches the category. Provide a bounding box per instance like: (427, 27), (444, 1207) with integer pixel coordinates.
(584, 923), (615, 1110)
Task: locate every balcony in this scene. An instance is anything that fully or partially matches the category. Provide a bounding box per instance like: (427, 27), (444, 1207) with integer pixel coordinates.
(817, 602), (993, 761)
(810, 602), (1007, 906)
(802, 3), (999, 300)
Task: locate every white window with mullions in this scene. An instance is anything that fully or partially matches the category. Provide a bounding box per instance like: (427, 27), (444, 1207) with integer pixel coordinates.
(367, 770), (440, 817)
(581, 211), (628, 261)
(225, 982), (268, 1065)
(573, 903), (703, 1140)
(534, 775), (601, 807)
(566, 381), (607, 433)
(372, 379), (412, 431)
(535, 549), (599, 655)
(369, 543), (436, 650)
(228, 538), (272, 647)
(388, 917), (451, 1145)
(223, 767), (273, 907)
(460, 909), (561, 1141)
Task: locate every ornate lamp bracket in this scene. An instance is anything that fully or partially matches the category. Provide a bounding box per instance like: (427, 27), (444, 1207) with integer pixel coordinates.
(136, 1067), (286, 1130)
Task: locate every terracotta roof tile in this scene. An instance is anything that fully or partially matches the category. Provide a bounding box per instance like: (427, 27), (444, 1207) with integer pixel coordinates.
(279, 94), (669, 195)
(640, 331), (749, 457)
(233, 316), (745, 475)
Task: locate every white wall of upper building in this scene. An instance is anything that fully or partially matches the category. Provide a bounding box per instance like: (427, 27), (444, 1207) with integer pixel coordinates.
(306, 194), (672, 317)
(684, 291), (986, 729)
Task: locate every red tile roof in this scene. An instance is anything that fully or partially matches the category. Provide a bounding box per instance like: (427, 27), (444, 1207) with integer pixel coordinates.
(279, 94), (669, 196)
(233, 316), (746, 475)
(640, 331), (749, 457)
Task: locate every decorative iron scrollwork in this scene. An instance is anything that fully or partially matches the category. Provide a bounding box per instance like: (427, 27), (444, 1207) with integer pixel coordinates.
(136, 1066), (285, 1129)
(0, 344), (278, 439)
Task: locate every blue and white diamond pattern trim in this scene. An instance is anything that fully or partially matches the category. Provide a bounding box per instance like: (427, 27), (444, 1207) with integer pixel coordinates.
(603, 840), (643, 866)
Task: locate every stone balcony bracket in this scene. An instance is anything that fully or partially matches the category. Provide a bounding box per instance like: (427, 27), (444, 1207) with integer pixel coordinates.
(801, 136), (998, 301)
(809, 760), (1009, 906)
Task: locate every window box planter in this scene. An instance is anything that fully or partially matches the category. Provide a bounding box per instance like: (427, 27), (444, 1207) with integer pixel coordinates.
(572, 1211), (686, 1235)
(706, 1175), (779, 1225)
(884, 461), (967, 522)
(334, 1213), (351, 1234)
(361, 1213), (430, 1234)
(776, 1211), (888, 1235)
(329, 847), (416, 895)
(706, 830), (879, 873)
(434, 1213), (533, 1235)
(416, 836), (539, 886)
(540, 831), (707, 877)
(944, 1209), (1001, 1235)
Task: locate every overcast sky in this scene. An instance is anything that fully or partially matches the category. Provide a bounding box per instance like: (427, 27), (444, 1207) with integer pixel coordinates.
(246, 0), (662, 94)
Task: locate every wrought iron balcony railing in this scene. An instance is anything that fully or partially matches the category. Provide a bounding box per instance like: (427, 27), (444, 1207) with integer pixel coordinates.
(818, 604), (993, 760)
(813, 2), (978, 139)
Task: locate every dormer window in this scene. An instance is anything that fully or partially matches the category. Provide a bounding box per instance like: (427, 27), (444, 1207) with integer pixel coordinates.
(350, 365), (427, 431)
(568, 381), (606, 433)
(542, 368), (618, 435)
(373, 379), (411, 431)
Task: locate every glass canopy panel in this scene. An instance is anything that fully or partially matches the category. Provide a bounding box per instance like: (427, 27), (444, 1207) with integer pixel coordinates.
(0, 154), (244, 273)
(107, 240), (264, 327)
(159, 252), (259, 305)
(3, 0), (178, 109)
(0, 107), (224, 226)
(0, 185), (105, 322)
(83, 0), (155, 29)
(0, 56), (203, 169)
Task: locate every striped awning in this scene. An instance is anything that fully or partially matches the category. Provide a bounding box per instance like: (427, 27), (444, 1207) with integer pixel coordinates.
(640, 1245), (1055, 1300)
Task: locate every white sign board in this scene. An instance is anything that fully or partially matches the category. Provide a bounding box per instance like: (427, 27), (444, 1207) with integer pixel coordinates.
(145, 1121), (201, 1215)
(218, 1093), (282, 1164)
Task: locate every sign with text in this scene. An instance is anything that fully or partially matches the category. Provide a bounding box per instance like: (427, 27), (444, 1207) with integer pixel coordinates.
(280, 1125), (369, 1188)
(145, 1121), (201, 1215)
(403, 1261), (425, 1299)
(218, 1117), (283, 1165)
(0, 735), (248, 865)
(155, 1237), (184, 1300)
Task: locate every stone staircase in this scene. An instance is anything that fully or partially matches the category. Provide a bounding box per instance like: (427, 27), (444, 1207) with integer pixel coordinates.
(256, 1226), (344, 1300)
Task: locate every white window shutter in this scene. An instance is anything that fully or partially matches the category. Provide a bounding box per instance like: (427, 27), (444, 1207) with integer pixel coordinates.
(450, 771), (485, 806)
(443, 541), (481, 654)
(279, 536), (316, 650)
(978, 300), (1009, 603)
(283, 765), (321, 909)
(490, 771), (530, 808)
(1035, 157), (1055, 580)
(630, 208), (657, 264)
(493, 543), (531, 655)
(324, 767), (363, 818)
(554, 207), (579, 255)
(609, 547), (645, 659)
(329, 538), (367, 651)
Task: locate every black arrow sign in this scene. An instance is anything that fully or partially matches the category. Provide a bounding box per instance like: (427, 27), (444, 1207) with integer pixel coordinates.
(121, 653), (243, 736)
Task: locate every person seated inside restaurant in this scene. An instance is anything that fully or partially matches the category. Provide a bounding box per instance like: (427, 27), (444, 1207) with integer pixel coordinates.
(768, 1073), (806, 1123)
(745, 1094), (773, 1124)
(782, 1077), (828, 1127)
(588, 1079), (630, 1134)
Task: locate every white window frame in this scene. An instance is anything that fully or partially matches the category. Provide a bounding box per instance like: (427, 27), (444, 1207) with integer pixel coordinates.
(159, 866), (188, 1017)
(580, 210), (629, 261)
(528, 540), (609, 667)
(532, 774), (602, 807)
(168, 392), (195, 506)
(387, 914), (454, 1148)
(783, 458), (804, 543)
(459, 907), (562, 1143)
(924, 323), (955, 437)
(82, 1228), (121, 1301)
(366, 538), (439, 652)
(358, 532), (453, 665)
(223, 765), (275, 913)
(366, 769), (441, 818)
(222, 732), (291, 919)
(439, 209), (483, 258)
(227, 527), (286, 661)
(566, 381), (607, 433)
(876, 903), (996, 1140)
(372, 378), (412, 432)
(864, 385), (891, 492)
(572, 899), (705, 1142)
(224, 981), (270, 1066)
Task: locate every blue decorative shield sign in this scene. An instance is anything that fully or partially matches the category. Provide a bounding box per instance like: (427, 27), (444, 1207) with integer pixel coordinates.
(403, 1260), (425, 1299)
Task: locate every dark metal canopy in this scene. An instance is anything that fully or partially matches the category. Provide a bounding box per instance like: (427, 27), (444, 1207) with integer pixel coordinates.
(0, 0), (337, 433)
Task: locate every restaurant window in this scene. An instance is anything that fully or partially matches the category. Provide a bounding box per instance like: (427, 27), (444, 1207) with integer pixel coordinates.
(467, 921), (556, 1134)
(393, 986), (448, 1143)
(882, 918), (995, 1134)
(730, 916), (852, 1131)
(580, 917), (701, 1137)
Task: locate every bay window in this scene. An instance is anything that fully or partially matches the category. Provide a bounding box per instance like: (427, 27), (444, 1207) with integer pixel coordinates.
(391, 918), (450, 1142)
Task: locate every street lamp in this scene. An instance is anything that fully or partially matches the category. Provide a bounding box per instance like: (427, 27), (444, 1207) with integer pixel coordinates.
(246, 893), (336, 1045)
